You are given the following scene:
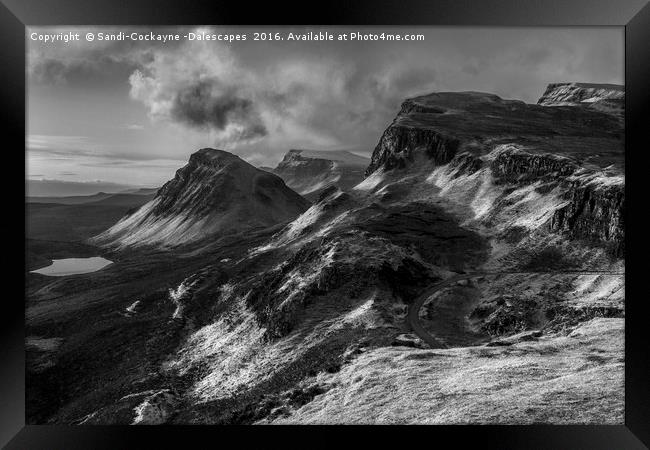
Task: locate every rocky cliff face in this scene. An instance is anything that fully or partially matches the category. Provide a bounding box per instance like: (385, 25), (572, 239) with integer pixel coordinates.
(366, 89), (625, 257)
(92, 148), (310, 248)
(438, 147), (625, 257)
(366, 123), (459, 176)
(550, 179), (624, 257)
(366, 90), (622, 177)
(537, 82), (624, 117)
(537, 82), (624, 105)
(273, 149), (369, 200)
(489, 147), (577, 183)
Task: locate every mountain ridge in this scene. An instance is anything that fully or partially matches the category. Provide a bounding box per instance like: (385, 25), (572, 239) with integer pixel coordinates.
(92, 148), (310, 249)
(537, 82), (624, 117)
(364, 86), (624, 257)
(272, 149), (369, 201)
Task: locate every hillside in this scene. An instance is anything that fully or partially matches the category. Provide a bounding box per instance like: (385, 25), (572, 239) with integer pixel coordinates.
(27, 84), (625, 426)
(272, 149), (369, 201)
(92, 149), (310, 249)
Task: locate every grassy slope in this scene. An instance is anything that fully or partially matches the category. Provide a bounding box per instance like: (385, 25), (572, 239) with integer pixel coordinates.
(27, 202), (147, 242)
(271, 318), (623, 424)
(25, 227), (280, 424)
(26, 193), (115, 205)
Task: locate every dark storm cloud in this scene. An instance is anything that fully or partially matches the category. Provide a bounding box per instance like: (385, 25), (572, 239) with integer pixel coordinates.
(170, 79), (267, 138)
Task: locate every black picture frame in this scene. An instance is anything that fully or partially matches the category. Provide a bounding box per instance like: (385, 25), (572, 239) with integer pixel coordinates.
(2, 0), (648, 448)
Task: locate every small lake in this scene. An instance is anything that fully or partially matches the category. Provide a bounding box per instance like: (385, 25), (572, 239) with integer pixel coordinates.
(30, 256), (113, 277)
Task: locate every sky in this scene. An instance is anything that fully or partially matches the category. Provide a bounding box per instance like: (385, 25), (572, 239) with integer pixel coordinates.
(27, 26), (624, 190)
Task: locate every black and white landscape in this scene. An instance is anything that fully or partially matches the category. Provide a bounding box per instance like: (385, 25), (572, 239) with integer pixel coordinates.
(26, 27), (624, 425)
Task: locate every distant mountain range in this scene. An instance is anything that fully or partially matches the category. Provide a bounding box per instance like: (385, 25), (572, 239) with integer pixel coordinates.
(26, 179), (155, 197)
(26, 188), (158, 205)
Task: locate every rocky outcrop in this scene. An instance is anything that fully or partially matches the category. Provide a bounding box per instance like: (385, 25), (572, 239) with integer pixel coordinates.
(92, 148), (310, 249)
(445, 147), (625, 257)
(366, 96), (470, 176)
(448, 152), (484, 177)
(537, 82), (624, 106)
(132, 390), (179, 425)
(537, 83), (624, 119)
(365, 91), (622, 177)
(471, 295), (540, 336)
(273, 149), (369, 200)
(447, 146), (578, 185)
(391, 333), (427, 348)
(366, 125), (459, 176)
(489, 147), (578, 184)
(550, 180), (624, 257)
(366, 89), (624, 257)
(246, 232), (434, 341)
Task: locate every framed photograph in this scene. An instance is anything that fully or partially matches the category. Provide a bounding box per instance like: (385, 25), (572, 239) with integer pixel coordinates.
(2, 0), (648, 447)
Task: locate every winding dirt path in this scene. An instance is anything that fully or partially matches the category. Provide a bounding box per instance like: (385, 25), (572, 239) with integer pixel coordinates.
(406, 270), (624, 349)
